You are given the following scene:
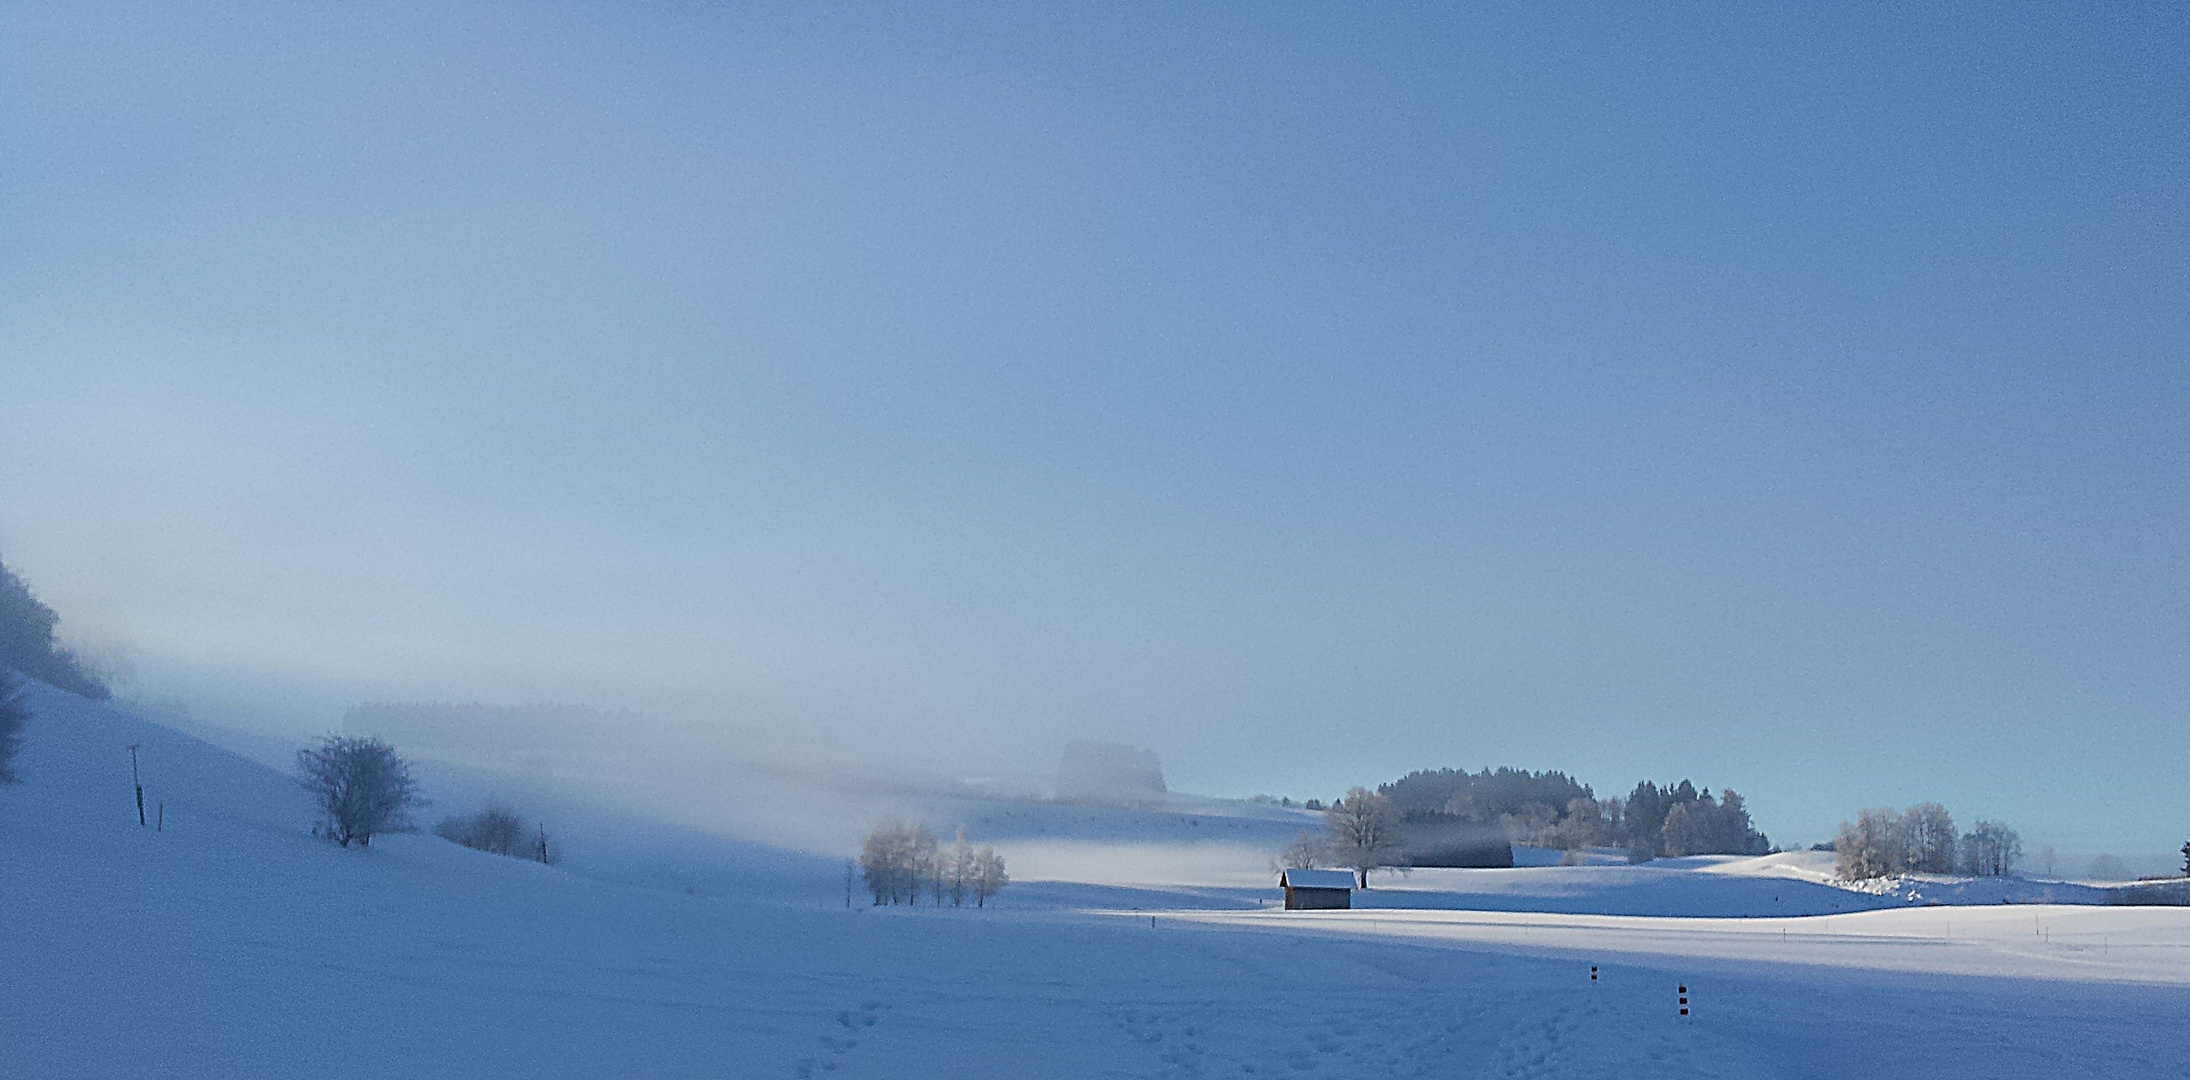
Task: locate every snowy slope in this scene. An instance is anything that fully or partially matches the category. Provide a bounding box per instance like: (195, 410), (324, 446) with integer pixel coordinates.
(8, 682), (2190, 1079)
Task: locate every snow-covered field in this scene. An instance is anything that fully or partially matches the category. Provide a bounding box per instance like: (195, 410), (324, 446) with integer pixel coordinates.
(6, 681), (2187, 1078)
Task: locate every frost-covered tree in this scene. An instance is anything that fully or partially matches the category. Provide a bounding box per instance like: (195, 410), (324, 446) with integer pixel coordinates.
(0, 669), (25, 784)
(858, 821), (938, 905)
(944, 828), (974, 906)
(1904, 803), (1959, 874)
(1836, 803), (1976, 880)
(1279, 829), (1328, 870)
(2181, 839), (2190, 878)
(969, 845), (1007, 907)
(1835, 808), (1905, 880)
(298, 735), (423, 847)
(1324, 787), (1399, 887)
(1546, 796), (1611, 851)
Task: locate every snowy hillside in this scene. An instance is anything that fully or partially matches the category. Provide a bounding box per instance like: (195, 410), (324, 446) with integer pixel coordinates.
(7, 682), (2190, 1078)
(143, 703), (2175, 920)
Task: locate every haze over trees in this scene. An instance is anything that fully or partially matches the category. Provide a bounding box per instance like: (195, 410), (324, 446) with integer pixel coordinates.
(1373, 768), (1770, 862)
(0, 557), (109, 700)
(436, 806), (555, 864)
(1380, 767), (1592, 838)
(1279, 829), (1327, 870)
(1834, 804), (2022, 880)
(1055, 741), (1166, 808)
(297, 735), (424, 848)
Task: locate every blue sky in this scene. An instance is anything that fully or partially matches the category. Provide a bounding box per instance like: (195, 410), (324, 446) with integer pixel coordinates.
(4, 3), (2186, 854)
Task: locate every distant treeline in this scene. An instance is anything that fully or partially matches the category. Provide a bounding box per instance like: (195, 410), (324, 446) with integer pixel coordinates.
(0, 557), (108, 699)
(1376, 768), (1770, 861)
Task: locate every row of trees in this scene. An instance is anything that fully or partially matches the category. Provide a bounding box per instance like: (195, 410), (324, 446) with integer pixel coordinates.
(1833, 803), (2023, 880)
(1287, 775), (1778, 885)
(858, 822), (1008, 907)
(1380, 766), (1593, 829)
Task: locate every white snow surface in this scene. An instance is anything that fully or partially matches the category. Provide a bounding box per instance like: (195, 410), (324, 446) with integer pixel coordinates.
(6, 681), (2188, 1078)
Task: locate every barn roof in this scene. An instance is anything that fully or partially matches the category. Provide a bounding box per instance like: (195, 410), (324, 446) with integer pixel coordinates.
(1280, 869), (1354, 890)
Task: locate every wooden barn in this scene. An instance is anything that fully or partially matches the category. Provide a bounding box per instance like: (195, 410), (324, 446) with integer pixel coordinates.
(1278, 868), (1354, 910)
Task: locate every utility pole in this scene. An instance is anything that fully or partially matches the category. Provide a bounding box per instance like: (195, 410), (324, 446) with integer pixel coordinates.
(129, 744), (146, 826)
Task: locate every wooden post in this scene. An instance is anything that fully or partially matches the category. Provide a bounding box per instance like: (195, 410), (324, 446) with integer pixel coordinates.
(157, 802), (164, 831)
(129, 744), (145, 826)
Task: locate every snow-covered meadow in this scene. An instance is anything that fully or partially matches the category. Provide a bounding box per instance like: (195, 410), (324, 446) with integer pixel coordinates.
(5, 682), (2186, 1078)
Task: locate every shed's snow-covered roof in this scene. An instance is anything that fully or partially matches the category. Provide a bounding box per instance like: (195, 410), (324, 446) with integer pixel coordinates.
(1281, 869), (1355, 890)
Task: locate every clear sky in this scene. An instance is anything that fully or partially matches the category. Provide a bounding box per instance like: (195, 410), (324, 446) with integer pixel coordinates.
(4, 3), (2186, 855)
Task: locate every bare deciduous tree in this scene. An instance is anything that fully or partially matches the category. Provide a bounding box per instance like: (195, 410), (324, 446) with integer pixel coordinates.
(297, 734), (423, 848)
(1279, 829), (1328, 870)
(1323, 787), (1398, 888)
(1960, 820), (2021, 877)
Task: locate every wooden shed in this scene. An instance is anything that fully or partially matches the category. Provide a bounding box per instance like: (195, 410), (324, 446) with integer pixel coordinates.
(1278, 868), (1354, 910)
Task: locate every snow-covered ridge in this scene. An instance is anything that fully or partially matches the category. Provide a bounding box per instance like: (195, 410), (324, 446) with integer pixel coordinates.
(1690, 849), (2190, 908)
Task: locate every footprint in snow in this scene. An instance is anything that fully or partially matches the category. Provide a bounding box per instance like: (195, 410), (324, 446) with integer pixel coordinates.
(796, 1001), (882, 1077)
